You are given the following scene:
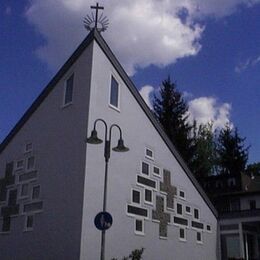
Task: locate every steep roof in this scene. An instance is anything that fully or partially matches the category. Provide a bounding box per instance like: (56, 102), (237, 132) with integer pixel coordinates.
(0, 29), (218, 217)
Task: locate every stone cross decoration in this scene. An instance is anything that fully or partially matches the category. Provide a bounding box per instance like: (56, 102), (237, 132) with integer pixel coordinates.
(160, 170), (177, 210)
(91, 3), (104, 29)
(152, 196), (170, 238)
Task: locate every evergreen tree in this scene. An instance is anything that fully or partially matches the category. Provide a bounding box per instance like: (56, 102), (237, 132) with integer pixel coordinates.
(217, 124), (249, 176)
(191, 123), (217, 178)
(153, 77), (194, 166)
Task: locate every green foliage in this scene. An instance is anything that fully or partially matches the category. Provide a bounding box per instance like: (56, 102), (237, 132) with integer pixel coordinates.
(191, 122), (217, 177)
(111, 248), (144, 260)
(246, 162), (260, 176)
(153, 77), (195, 167)
(217, 124), (249, 175)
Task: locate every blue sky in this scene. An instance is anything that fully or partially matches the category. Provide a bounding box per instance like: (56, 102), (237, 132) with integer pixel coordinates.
(0, 0), (259, 164)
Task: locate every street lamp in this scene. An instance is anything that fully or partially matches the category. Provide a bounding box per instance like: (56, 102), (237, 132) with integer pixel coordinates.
(86, 118), (129, 260)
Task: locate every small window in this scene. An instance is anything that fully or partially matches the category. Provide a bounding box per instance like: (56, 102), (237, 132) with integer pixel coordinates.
(197, 231), (202, 243)
(15, 160), (24, 170)
(153, 166), (160, 176)
(21, 183), (29, 197)
(206, 225), (211, 232)
(135, 219), (144, 235)
(144, 189), (153, 204)
(64, 74), (74, 105)
(25, 143), (33, 153)
(132, 189), (141, 204)
(179, 190), (185, 199)
(185, 206), (191, 214)
(194, 208), (199, 219)
(250, 200), (256, 210)
(26, 156), (35, 171)
(25, 215), (34, 230)
(145, 148), (154, 160)
(32, 186), (40, 200)
(141, 161), (149, 175)
(109, 76), (119, 108)
(179, 228), (186, 241)
(2, 217), (11, 232)
(177, 203), (183, 215)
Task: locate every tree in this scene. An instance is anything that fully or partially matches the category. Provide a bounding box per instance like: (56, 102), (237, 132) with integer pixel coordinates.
(191, 122), (217, 178)
(216, 124), (249, 176)
(246, 162), (260, 177)
(153, 77), (195, 167)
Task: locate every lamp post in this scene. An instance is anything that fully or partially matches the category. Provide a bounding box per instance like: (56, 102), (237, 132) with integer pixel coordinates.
(86, 118), (129, 260)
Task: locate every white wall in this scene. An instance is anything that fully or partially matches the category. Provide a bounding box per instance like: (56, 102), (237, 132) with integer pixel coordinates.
(0, 42), (94, 259)
(80, 40), (218, 260)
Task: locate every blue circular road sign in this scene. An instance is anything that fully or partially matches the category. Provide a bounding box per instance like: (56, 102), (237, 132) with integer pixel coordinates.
(94, 211), (113, 231)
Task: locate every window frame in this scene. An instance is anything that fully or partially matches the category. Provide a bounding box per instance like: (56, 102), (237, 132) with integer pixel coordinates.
(32, 185), (40, 200)
(196, 231), (203, 244)
(15, 159), (24, 171)
(109, 74), (120, 111)
(145, 147), (154, 160)
(26, 156), (35, 172)
(176, 203), (183, 216)
(194, 208), (200, 220)
(134, 218), (145, 236)
(141, 161), (150, 176)
(20, 183), (29, 199)
(144, 188), (153, 205)
(63, 73), (74, 107)
(131, 188), (141, 205)
(24, 215), (34, 232)
(24, 142), (33, 153)
(179, 227), (187, 242)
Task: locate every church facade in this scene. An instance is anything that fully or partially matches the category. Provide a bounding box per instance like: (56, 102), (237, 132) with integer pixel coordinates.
(0, 29), (218, 259)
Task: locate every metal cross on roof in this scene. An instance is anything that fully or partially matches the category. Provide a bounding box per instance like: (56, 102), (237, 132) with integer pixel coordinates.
(84, 3), (109, 33)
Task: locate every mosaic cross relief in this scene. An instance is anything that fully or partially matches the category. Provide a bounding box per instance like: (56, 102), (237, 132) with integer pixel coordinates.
(152, 196), (170, 238)
(160, 169), (177, 210)
(126, 148), (213, 241)
(0, 148), (43, 233)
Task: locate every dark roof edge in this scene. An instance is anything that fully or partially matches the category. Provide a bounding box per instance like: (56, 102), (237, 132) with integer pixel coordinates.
(0, 30), (95, 155)
(93, 30), (218, 218)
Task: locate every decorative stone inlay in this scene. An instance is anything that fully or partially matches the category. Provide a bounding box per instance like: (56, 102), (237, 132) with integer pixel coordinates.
(160, 170), (177, 210)
(152, 196), (170, 238)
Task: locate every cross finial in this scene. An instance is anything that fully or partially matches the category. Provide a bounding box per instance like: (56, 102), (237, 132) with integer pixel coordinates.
(84, 3), (109, 33)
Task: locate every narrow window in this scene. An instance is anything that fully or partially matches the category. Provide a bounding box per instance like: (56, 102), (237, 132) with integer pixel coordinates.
(197, 231), (202, 243)
(206, 225), (211, 232)
(21, 183), (29, 197)
(26, 156), (35, 171)
(26, 215), (34, 230)
(135, 219), (144, 235)
(141, 162), (149, 175)
(179, 228), (186, 241)
(144, 189), (153, 204)
(177, 203), (182, 215)
(250, 200), (256, 210)
(132, 189), (141, 204)
(64, 74), (74, 105)
(109, 76), (119, 108)
(185, 206), (191, 214)
(179, 190), (185, 199)
(145, 148), (153, 160)
(32, 186), (40, 200)
(194, 208), (199, 219)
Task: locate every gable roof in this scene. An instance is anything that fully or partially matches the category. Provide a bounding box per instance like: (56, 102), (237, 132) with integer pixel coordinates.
(0, 29), (217, 217)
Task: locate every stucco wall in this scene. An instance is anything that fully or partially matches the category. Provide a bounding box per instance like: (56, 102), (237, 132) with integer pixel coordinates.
(0, 42), (93, 259)
(80, 40), (218, 260)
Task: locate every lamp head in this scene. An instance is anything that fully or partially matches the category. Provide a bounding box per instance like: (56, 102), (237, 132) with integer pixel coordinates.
(86, 129), (103, 144)
(112, 138), (129, 152)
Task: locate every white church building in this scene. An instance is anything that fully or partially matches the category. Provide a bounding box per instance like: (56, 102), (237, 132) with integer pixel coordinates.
(0, 25), (218, 259)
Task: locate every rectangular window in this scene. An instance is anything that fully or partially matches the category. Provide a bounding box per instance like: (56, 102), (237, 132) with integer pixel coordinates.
(177, 203), (183, 215)
(21, 183), (29, 197)
(179, 228), (186, 241)
(15, 160), (24, 170)
(64, 74), (74, 105)
(32, 186), (40, 200)
(141, 161), (149, 175)
(153, 166), (160, 176)
(194, 208), (199, 219)
(249, 200), (256, 210)
(26, 156), (35, 171)
(25, 143), (33, 153)
(185, 206), (191, 214)
(135, 219), (144, 235)
(25, 215), (34, 230)
(179, 190), (185, 199)
(145, 148), (154, 160)
(132, 189), (140, 204)
(144, 189), (153, 204)
(207, 225), (212, 232)
(197, 231), (203, 243)
(109, 76), (119, 108)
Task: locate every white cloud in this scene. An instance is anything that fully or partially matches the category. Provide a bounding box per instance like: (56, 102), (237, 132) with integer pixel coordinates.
(235, 55), (260, 73)
(24, 0), (260, 74)
(139, 85), (154, 109)
(188, 97), (232, 130)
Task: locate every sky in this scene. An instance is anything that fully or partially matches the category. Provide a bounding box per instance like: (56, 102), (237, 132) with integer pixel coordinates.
(0, 0), (259, 164)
